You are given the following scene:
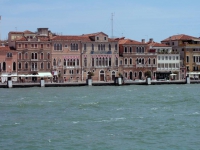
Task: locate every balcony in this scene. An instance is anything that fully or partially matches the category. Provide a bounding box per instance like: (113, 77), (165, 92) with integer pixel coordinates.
(136, 64), (157, 68)
(63, 66), (81, 69)
(31, 59), (38, 61)
(91, 50), (112, 54)
(31, 68), (38, 71)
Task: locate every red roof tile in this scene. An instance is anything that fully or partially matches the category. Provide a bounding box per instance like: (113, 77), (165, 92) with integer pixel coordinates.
(147, 41), (171, 47)
(161, 34), (199, 42)
(119, 39), (145, 45)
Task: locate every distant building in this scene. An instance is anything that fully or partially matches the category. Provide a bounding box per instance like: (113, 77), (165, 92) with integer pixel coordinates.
(0, 46), (18, 83)
(8, 28), (52, 82)
(119, 38), (157, 80)
(161, 34), (200, 79)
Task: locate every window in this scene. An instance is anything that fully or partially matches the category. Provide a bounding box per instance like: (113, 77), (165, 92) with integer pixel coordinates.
(31, 53), (37, 59)
(7, 53), (12, 58)
(18, 53), (22, 60)
(25, 62), (28, 69)
(41, 62), (44, 69)
(47, 53), (50, 59)
(92, 58), (94, 67)
(130, 47), (132, 53)
(41, 53), (44, 60)
(165, 56), (168, 60)
(47, 44), (50, 48)
(148, 58), (151, 64)
(64, 59), (66, 66)
(115, 57), (118, 66)
(77, 59), (79, 66)
(84, 58), (87, 67)
(84, 44), (87, 51)
(3, 62), (6, 71)
(25, 44), (28, 48)
(18, 44), (22, 48)
(109, 44), (111, 51)
(92, 44), (94, 50)
(169, 56), (171, 60)
(97, 37), (99, 40)
(124, 47), (127, 53)
(13, 62), (16, 71)
(115, 44), (117, 51)
(125, 58), (128, 65)
(109, 58), (111, 66)
(104, 37), (107, 40)
(130, 58), (132, 65)
(25, 53), (28, 59)
(47, 62), (50, 69)
(153, 59), (156, 64)
(158, 56), (160, 60)
(186, 56), (189, 63)
(18, 62), (21, 69)
(65, 44), (68, 47)
(53, 59), (56, 66)
(98, 44), (100, 50)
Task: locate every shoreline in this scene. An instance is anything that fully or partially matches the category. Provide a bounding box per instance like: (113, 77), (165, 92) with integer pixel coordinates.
(1, 80), (200, 88)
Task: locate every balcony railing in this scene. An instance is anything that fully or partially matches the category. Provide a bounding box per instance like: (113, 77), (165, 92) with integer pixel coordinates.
(31, 68), (38, 71)
(136, 64), (157, 68)
(63, 66), (81, 69)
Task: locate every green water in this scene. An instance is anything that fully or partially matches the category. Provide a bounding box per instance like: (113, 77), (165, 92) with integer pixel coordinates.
(0, 85), (200, 150)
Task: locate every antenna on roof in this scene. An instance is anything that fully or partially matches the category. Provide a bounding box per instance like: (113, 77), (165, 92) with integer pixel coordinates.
(111, 13), (115, 38)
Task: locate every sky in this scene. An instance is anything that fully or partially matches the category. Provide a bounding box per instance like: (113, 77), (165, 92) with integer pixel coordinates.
(0, 0), (200, 42)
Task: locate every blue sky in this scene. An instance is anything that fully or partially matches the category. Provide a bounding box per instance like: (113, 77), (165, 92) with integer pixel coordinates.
(0, 0), (200, 42)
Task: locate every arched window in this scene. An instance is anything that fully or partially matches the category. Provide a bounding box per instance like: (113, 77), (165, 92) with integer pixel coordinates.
(54, 44), (56, 50)
(96, 58), (98, 66)
(92, 44), (94, 50)
(57, 59), (61, 66)
(25, 62), (28, 69)
(41, 53), (44, 60)
(125, 58), (127, 65)
(142, 58), (144, 64)
(41, 62), (44, 69)
(59, 44), (62, 50)
(19, 53), (22, 60)
(115, 57), (118, 66)
(130, 47), (132, 53)
(153, 58), (156, 64)
(84, 57), (87, 67)
(71, 43), (73, 50)
(73, 44), (75, 50)
(130, 58), (132, 65)
(53, 59), (56, 66)
(109, 44), (111, 50)
(3, 62), (6, 71)
(103, 44), (105, 50)
(149, 58), (151, 64)
(47, 62), (50, 69)
(125, 47), (127, 53)
(76, 44), (78, 50)
(101, 44), (103, 50)
(13, 62), (16, 71)
(99, 58), (101, 66)
(25, 53), (28, 59)
(92, 58), (94, 66)
(31, 53), (34, 59)
(77, 59), (79, 66)
(56, 44), (59, 50)
(47, 53), (50, 59)
(64, 59), (66, 66)
(35, 53), (37, 59)
(18, 62), (21, 69)
(102, 58), (105, 66)
(98, 44), (100, 50)
(139, 47), (141, 53)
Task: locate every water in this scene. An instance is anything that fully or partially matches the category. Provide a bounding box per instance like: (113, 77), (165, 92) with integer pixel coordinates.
(0, 85), (200, 150)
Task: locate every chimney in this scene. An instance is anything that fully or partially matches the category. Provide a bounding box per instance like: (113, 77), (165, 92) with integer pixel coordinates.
(141, 39), (145, 43)
(149, 38), (153, 43)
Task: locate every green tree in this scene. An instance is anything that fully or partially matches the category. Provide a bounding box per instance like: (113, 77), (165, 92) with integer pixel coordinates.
(144, 71), (151, 78)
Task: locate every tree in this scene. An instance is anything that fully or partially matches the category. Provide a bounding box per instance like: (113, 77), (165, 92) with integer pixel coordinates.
(88, 72), (94, 79)
(144, 71), (151, 78)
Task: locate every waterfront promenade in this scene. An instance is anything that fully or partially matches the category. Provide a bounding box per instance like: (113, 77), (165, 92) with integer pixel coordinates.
(0, 79), (200, 88)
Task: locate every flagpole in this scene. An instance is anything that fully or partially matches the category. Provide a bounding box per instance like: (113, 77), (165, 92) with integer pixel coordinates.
(0, 15), (1, 41)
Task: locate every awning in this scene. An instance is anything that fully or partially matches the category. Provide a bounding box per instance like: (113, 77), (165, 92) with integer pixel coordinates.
(187, 72), (200, 75)
(170, 74), (177, 76)
(38, 72), (53, 77)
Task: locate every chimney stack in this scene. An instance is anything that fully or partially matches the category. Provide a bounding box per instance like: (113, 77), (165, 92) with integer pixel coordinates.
(149, 38), (153, 43)
(141, 39), (145, 43)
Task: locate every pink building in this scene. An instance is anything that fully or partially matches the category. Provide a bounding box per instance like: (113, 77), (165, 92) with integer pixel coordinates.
(0, 46), (18, 83)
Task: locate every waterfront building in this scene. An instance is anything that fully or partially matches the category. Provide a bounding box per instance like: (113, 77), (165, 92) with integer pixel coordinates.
(81, 32), (119, 81)
(8, 28), (52, 82)
(0, 45), (18, 83)
(119, 38), (157, 80)
(161, 34), (200, 79)
(51, 35), (83, 82)
(51, 32), (119, 82)
(147, 39), (182, 80)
